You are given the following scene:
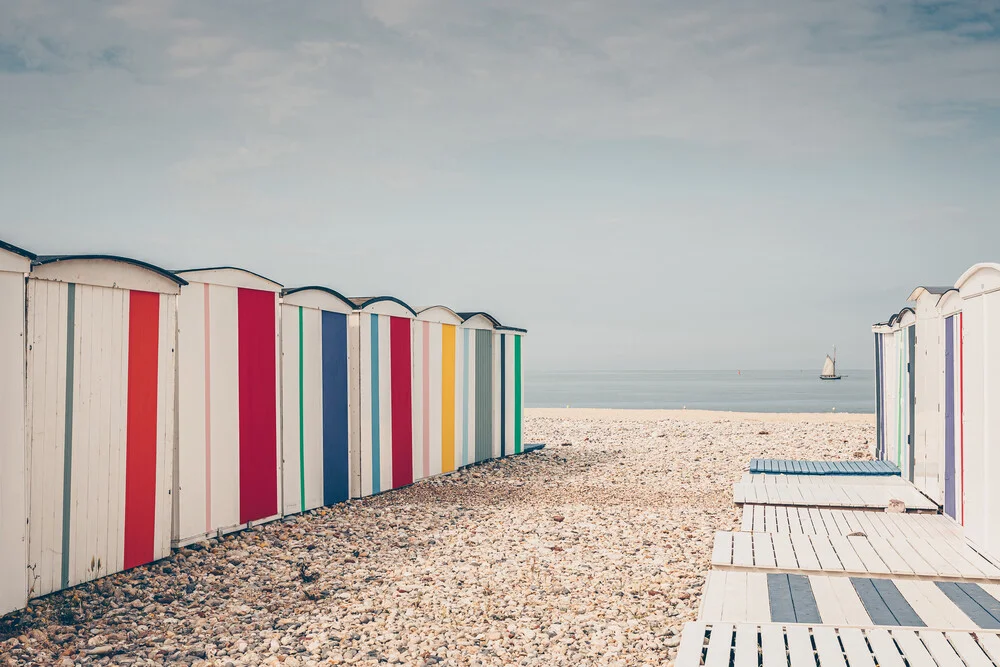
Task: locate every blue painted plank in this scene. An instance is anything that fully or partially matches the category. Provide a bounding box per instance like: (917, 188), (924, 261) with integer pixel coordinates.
(851, 577), (902, 626)
(788, 574), (822, 623)
(321, 311), (350, 506)
(767, 574), (796, 623)
(935, 583), (1000, 629)
(871, 578), (924, 627)
(749, 459), (902, 476)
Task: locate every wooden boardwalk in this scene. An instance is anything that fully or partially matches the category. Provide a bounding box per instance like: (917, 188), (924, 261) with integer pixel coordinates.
(741, 505), (963, 538)
(699, 571), (1000, 629)
(711, 530), (1000, 582)
(676, 622), (1000, 667)
(733, 479), (938, 511)
(750, 458), (901, 475)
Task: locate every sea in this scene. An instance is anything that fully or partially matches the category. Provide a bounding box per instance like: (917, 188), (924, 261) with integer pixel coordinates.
(525, 370), (875, 413)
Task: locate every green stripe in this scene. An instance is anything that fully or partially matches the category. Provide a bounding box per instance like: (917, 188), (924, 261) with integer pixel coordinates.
(61, 283), (75, 589)
(298, 306), (306, 512)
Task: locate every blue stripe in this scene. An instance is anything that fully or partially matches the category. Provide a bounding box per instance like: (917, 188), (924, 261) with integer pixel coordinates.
(370, 314), (381, 494)
(462, 329), (469, 467)
(322, 311), (350, 505)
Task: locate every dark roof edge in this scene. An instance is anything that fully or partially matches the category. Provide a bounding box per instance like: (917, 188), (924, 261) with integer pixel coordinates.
(497, 326), (527, 333)
(456, 311), (503, 327)
(281, 285), (354, 307)
(351, 296), (417, 316)
(35, 254), (188, 286)
(0, 239), (37, 260)
(174, 266), (282, 287)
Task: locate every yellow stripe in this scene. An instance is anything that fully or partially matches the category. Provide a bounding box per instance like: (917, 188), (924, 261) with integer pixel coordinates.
(442, 324), (456, 472)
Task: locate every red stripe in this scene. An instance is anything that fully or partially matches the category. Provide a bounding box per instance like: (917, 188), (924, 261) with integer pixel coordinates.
(390, 316), (413, 487)
(123, 291), (159, 570)
(237, 288), (278, 523)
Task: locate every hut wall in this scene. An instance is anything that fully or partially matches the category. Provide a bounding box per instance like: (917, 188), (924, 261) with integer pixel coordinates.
(410, 321), (462, 482)
(25, 265), (178, 597)
(498, 332), (525, 456)
(174, 278), (280, 545)
(943, 313), (962, 521)
(279, 303), (351, 515)
(0, 250), (29, 616)
(913, 297), (945, 503)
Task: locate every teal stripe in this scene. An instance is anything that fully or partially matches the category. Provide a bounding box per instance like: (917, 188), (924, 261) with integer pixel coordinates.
(462, 329), (469, 466)
(61, 283), (76, 589)
(298, 306), (306, 512)
(370, 314), (380, 493)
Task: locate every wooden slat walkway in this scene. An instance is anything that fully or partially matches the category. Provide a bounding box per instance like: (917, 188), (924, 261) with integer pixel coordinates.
(675, 622), (1000, 667)
(712, 530), (1000, 583)
(740, 505), (963, 539)
(742, 472), (909, 486)
(733, 479), (938, 511)
(750, 458), (901, 476)
(699, 571), (1000, 629)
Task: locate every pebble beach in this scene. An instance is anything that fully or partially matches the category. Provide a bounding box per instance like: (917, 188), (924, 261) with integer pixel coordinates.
(1, 409), (873, 667)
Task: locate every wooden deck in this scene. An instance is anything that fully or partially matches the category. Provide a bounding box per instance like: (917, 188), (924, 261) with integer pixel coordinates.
(711, 530), (1000, 582)
(676, 622), (1000, 667)
(740, 505), (963, 538)
(733, 479), (938, 511)
(750, 458), (901, 476)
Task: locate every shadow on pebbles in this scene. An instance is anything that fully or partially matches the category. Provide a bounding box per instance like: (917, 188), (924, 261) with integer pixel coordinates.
(2, 414), (871, 666)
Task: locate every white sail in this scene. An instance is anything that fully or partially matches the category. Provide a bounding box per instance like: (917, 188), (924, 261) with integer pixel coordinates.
(821, 355), (836, 377)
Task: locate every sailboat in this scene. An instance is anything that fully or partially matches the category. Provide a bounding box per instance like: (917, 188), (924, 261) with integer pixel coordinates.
(820, 347), (842, 380)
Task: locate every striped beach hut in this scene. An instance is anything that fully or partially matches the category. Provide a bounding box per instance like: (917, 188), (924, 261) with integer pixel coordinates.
(412, 307), (465, 480)
(173, 268), (282, 546)
(279, 287), (355, 516)
(350, 296), (417, 497)
(0, 240), (33, 616)
(458, 313), (502, 463)
(25, 255), (184, 597)
(908, 286), (954, 505)
(955, 262), (1000, 561)
(937, 288), (963, 522)
(497, 325), (526, 457)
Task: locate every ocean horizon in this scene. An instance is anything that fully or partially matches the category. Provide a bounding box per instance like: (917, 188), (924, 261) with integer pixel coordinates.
(525, 369), (876, 413)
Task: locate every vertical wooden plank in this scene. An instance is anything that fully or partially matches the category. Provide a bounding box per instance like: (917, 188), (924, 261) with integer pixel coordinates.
(674, 623), (707, 667)
(321, 310), (350, 506)
(92, 286), (111, 582)
(359, 314), (375, 496)
(865, 629), (906, 667)
(210, 285), (240, 530)
(919, 631), (966, 667)
(174, 281), (207, 544)
(703, 624), (733, 667)
(514, 333), (522, 455)
(428, 322), (442, 476)
(303, 307), (325, 510)
(155, 296), (176, 560)
(745, 573), (771, 623)
(812, 626), (848, 667)
(733, 624), (757, 667)
(784, 625), (815, 667)
(280, 304), (302, 515)
(947, 632), (995, 667)
(759, 625), (787, 667)
(492, 331), (501, 459)
(108, 289), (128, 576)
(237, 288), (278, 524)
(410, 321), (424, 481)
(378, 314), (393, 491)
(347, 313), (362, 498)
(389, 316), (412, 488)
(68, 283), (86, 588)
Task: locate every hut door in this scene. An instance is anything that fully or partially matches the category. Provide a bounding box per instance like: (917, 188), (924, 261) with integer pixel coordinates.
(944, 316), (956, 519)
(874, 334), (884, 460)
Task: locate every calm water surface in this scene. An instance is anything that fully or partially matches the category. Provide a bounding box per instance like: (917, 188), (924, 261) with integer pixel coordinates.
(526, 370), (875, 413)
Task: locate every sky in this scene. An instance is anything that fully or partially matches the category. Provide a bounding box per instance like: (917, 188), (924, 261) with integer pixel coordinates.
(1, 0), (999, 372)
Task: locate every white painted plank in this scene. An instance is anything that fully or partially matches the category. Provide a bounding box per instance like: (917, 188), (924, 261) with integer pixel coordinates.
(865, 628), (906, 667)
(894, 579), (975, 629)
(838, 628), (875, 667)
(789, 532), (821, 570)
(733, 624), (757, 667)
(698, 571), (726, 622)
(745, 573), (771, 623)
(785, 624), (815, 667)
(946, 631), (995, 667)
(812, 626), (847, 667)
(759, 624), (787, 667)
(703, 623), (733, 667)
(891, 629), (937, 667)
(675, 623), (706, 667)
(752, 532), (776, 568)
(918, 630), (965, 667)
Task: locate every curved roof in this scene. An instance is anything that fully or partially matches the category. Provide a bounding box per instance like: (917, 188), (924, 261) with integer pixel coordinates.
(457, 311), (502, 328)
(281, 286), (355, 312)
(415, 305), (464, 324)
(497, 326), (527, 334)
(907, 286), (954, 302)
(174, 266), (282, 291)
(349, 296), (417, 317)
(937, 289), (963, 315)
(894, 306), (916, 326)
(35, 255), (187, 286)
(955, 263), (1000, 293)
(0, 239), (36, 260)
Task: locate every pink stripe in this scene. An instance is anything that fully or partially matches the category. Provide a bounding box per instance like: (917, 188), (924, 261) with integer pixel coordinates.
(203, 283), (212, 532)
(422, 321), (430, 477)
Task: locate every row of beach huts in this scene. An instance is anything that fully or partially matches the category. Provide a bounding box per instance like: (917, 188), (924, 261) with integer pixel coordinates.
(0, 238), (527, 617)
(871, 263), (1000, 570)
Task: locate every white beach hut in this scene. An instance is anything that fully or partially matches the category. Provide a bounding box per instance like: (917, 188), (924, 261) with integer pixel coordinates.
(350, 296), (417, 497)
(458, 312), (503, 463)
(937, 288), (964, 522)
(955, 262), (1000, 561)
(497, 325), (527, 457)
(25, 255), (184, 597)
(279, 287), (356, 516)
(412, 307), (465, 480)
(0, 240), (33, 616)
(908, 286), (954, 505)
(173, 267), (282, 546)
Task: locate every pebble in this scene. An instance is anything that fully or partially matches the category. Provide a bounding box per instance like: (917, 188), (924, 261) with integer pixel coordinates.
(0, 411), (870, 665)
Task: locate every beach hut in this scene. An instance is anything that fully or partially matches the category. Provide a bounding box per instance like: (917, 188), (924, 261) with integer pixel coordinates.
(0, 240), (33, 616)
(351, 296), (417, 497)
(173, 268), (282, 546)
(497, 325), (527, 457)
(937, 288), (964, 521)
(279, 287), (355, 516)
(412, 307), (465, 480)
(24, 255), (184, 597)
(458, 313), (502, 463)
(955, 262), (1000, 560)
(871, 320), (892, 462)
(882, 308), (916, 479)
(908, 286), (954, 505)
